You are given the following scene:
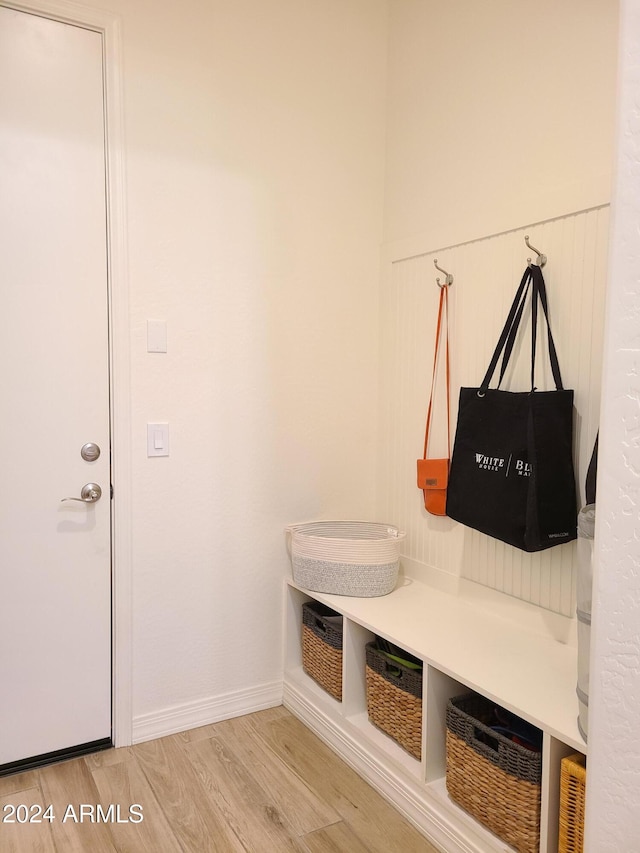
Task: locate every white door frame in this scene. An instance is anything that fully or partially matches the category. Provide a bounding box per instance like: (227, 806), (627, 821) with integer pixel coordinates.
(2, 0), (133, 748)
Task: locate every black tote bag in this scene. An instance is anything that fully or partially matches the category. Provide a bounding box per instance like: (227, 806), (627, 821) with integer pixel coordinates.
(445, 264), (577, 552)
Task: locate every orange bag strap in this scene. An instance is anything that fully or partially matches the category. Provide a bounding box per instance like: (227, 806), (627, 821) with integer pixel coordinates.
(422, 282), (450, 460)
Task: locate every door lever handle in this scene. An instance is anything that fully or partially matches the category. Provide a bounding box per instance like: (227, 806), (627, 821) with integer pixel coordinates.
(61, 483), (102, 504)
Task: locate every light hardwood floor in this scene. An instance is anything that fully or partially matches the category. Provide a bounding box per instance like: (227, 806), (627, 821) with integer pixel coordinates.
(0, 706), (441, 852)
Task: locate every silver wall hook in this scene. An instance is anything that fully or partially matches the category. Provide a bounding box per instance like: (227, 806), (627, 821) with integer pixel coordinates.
(434, 258), (453, 286)
(525, 235), (547, 267)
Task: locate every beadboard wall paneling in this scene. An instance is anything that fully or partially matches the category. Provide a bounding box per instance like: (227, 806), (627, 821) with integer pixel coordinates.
(379, 206), (609, 616)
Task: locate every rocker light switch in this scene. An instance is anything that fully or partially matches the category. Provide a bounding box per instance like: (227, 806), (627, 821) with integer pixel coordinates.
(147, 320), (167, 353)
(147, 423), (169, 457)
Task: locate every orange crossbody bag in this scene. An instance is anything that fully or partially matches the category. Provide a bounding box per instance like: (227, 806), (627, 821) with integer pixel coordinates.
(417, 279), (450, 516)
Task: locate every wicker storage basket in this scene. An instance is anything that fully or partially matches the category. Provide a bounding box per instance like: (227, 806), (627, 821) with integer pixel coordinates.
(446, 693), (542, 853)
(365, 641), (423, 760)
(559, 752), (586, 853)
(287, 521), (405, 597)
(301, 601), (343, 701)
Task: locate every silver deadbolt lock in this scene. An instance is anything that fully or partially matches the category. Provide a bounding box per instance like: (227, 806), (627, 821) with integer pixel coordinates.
(81, 442), (101, 462)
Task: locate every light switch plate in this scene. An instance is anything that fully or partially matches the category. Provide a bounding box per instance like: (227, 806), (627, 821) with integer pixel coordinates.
(147, 319), (167, 353)
(147, 423), (169, 457)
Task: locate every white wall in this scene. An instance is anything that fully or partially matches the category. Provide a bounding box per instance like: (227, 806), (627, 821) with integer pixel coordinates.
(379, 0), (619, 615)
(586, 1), (640, 847)
(91, 0), (388, 732)
(383, 0), (618, 258)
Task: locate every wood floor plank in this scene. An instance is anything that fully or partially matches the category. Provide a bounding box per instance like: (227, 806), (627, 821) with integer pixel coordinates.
(84, 746), (136, 771)
(259, 715), (440, 853)
(299, 820), (375, 853)
(185, 732), (304, 852)
(1, 707), (442, 853)
(0, 769), (41, 798)
(133, 734), (245, 852)
(90, 756), (182, 853)
(0, 786), (56, 853)
(37, 757), (116, 853)
(175, 706), (291, 746)
(211, 713), (341, 836)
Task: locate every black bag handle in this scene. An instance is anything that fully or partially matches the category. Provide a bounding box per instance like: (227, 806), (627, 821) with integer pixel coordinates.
(586, 433), (598, 505)
(480, 268), (532, 392)
(497, 271), (533, 388)
(480, 264), (563, 393)
(531, 265), (563, 390)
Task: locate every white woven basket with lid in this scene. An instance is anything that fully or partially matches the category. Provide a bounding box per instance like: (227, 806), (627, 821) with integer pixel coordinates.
(286, 521), (406, 597)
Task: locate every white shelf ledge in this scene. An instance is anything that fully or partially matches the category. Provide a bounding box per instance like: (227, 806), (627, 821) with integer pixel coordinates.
(286, 574), (584, 753)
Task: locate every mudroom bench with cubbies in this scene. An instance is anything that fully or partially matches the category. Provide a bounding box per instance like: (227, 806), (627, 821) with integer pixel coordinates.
(283, 571), (586, 853)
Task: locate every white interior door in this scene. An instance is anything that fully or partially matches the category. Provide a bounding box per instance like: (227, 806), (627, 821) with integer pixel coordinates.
(0, 7), (111, 768)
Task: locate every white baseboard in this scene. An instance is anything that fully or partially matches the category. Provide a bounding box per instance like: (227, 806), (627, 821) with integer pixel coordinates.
(132, 680), (284, 744)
